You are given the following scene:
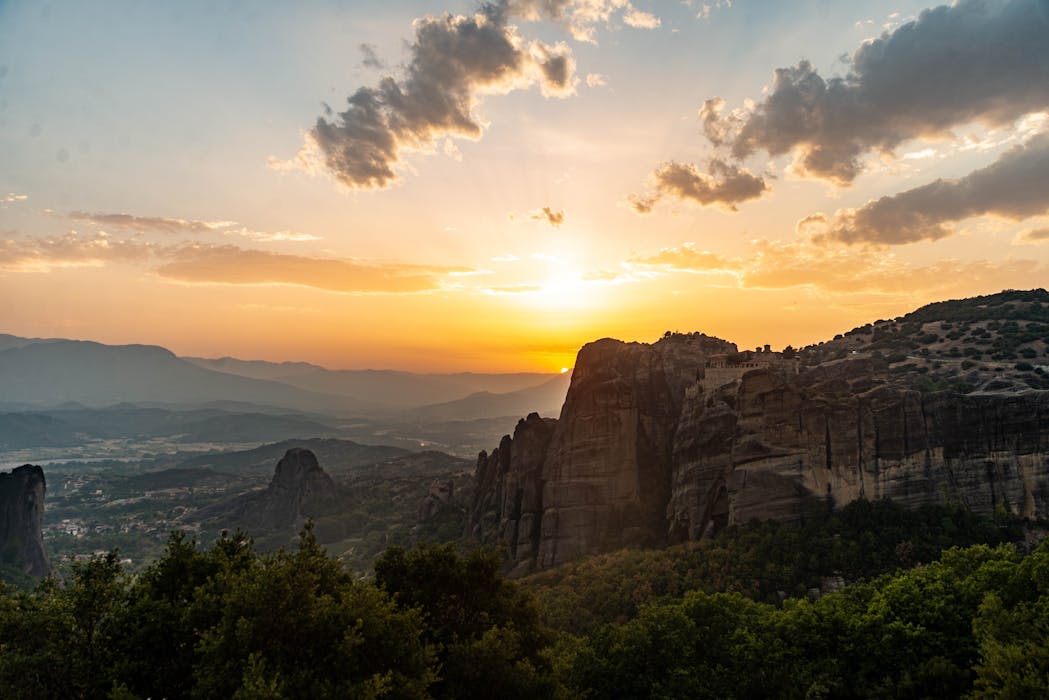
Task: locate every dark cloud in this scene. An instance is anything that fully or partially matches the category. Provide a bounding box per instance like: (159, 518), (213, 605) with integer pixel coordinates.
(359, 43), (386, 70)
(1016, 227), (1049, 244)
(629, 160), (767, 213)
(302, 3), (576, 190)
(156, 244), (468, 294)
(704, 0), (1049, 183)
(810, 133), (1049, 245)
(530, 206), (565, 226)
(68, 211), (234, 234)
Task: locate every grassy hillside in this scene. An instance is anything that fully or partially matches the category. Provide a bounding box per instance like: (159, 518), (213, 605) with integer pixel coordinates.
(799, 289), (1049, 393)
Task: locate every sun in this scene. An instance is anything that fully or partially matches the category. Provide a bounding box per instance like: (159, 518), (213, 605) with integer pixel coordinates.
(525, 249), (601, 310)
(560, 367), (569, 374)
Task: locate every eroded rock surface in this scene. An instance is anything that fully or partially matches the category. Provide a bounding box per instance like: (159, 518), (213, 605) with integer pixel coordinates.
(0, 464), (50, 578)
(469, 333), (1049, 574)
(197, 447), (336, 534)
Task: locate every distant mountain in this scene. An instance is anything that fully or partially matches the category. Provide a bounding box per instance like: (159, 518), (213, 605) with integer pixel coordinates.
(174, 438), (410, 476)
(185, 356), (560, 410)
(410, 373), (571, 421)
(0, 412), (74, 449)
(0, 333), (61, 353)
(182, 356), (324, 382)
(0, 340), (361, 413)
(0, 333), (563, 414)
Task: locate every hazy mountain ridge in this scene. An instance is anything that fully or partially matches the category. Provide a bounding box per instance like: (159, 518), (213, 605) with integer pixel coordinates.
(0, 340), (357, 414)
(187, 355), (562, 410)
(408, 373), (571, 421)
(0, 334), (567, 420)
(0, 333), (64, 353)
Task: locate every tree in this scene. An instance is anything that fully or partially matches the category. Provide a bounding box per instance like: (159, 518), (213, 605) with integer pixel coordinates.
(193, 525), (434, 699)
(375, 544), (560, 699)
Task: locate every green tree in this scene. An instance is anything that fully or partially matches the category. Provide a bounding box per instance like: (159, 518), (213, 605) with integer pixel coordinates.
(194, 525), (434, 699)
(375, 544), (560, 699)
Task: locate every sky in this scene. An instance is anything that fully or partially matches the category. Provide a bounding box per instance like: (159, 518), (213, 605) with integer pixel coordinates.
(1, 0), (1047, 372)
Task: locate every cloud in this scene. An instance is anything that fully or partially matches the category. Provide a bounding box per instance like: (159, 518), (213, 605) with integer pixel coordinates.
(155, 244), (468, 294)
(0, 232), (152, 272)
(629, 242), (736, 272)
(68, 210), (321, 243)
(359, 43), (386, 70)
(630, 159), (767, 213)
(506, 0), (662, 42)
(701, 0), (1049, 184)
(1, 193), (28, 206)
(530, 206), (565, 227)
(805, 133), (1049, 245)
(227, 228), (324, 243)
(695, 1), (733, 20)
(628, 239), (1045, 296)
(741, 240), (1044, 294)
(585, 73), (606, 87)
(1014, 227), (1049, 244)
(289, 3), (577, 190)
(622, 8), (660, 29)
(0, 233), (463, 294)
(68, 211), (235, 235)
(480, 283), (544, 294)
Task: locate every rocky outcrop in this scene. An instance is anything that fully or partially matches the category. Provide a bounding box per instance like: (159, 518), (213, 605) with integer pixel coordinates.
(196, 448), (336, 534)
(468, 333), (738, 573)
(469, 333), (1049, 574)
(417, 479), (455, 521)
(0, 465), (50, 578)
(262, 448), (337, 527)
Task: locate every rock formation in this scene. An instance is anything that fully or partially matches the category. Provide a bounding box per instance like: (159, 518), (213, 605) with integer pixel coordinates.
(196, 448), (336, 535)
(417, 479), (455, 521)
(0, 465), (50, 578)
(468, 325), (1049, 574)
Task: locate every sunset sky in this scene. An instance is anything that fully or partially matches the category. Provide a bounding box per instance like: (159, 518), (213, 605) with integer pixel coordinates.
(2, 0), (1047, 372)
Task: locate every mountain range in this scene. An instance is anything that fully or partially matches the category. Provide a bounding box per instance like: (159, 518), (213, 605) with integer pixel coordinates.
(0, 335), (569, 450)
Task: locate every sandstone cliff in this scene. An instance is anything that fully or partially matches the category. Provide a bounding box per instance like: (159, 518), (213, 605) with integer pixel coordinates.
(0, 465), (50, 578)
(469, 310), (1049, 574)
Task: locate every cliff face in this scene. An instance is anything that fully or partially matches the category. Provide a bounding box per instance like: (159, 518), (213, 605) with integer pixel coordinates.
(468, 333), (737, 573)
(0, 465), (50, 578)
(469, 335), (1049, 574)
(669, 360), (1049, 541)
